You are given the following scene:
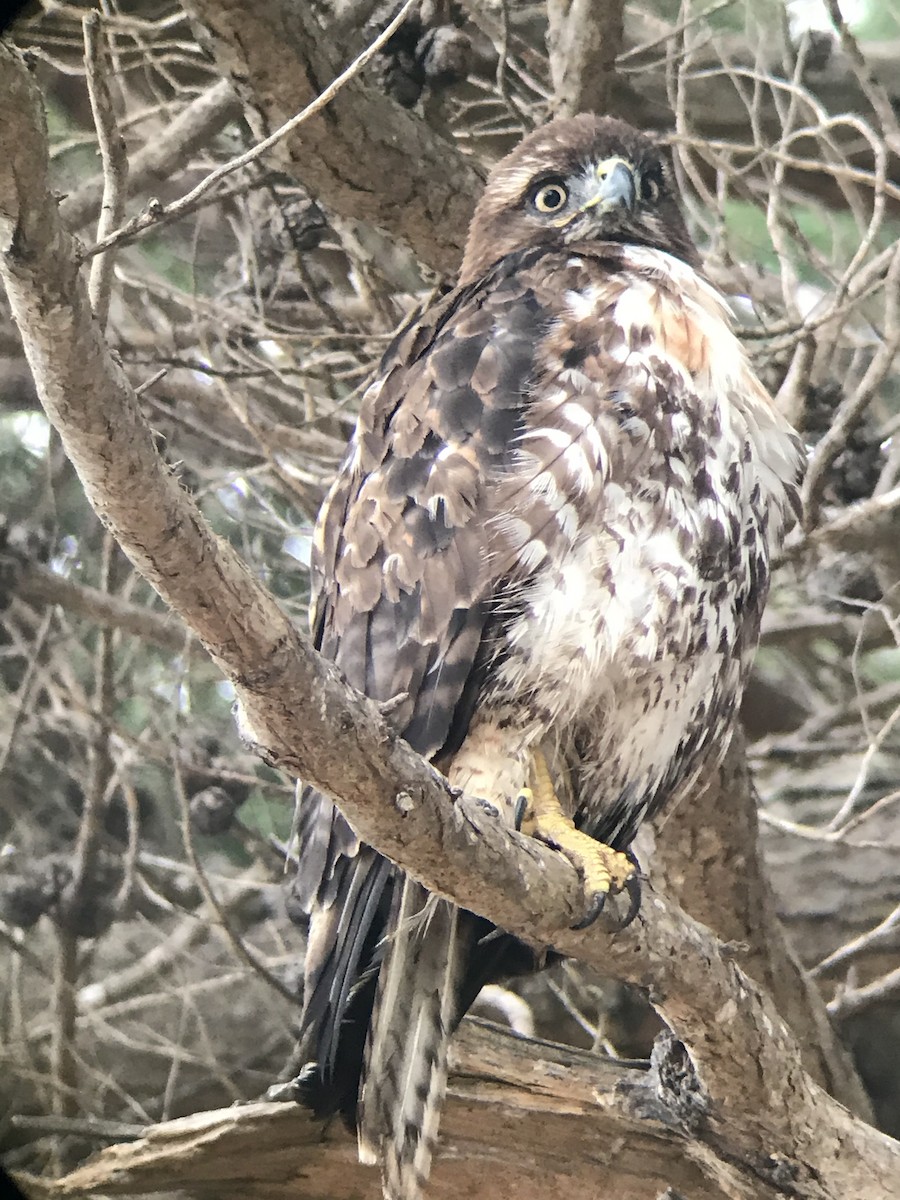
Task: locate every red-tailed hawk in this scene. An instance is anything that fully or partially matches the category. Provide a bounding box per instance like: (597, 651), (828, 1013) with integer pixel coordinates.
(291, 114), (803, 1199)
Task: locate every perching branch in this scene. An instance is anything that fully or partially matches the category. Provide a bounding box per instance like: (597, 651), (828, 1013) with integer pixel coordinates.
(648, 731), (873, 1121)
(33, 1021), (811, 1200)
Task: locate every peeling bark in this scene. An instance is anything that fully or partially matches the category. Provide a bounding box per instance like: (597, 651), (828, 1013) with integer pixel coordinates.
(40, 1022), (897, 1200)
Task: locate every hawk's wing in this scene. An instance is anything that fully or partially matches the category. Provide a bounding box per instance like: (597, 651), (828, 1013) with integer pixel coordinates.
(312, 266), (552, 752)
(293, 253), (550, 1107)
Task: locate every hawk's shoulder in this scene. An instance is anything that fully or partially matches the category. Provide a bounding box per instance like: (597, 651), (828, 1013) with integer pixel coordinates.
(310, 251), (555, 758)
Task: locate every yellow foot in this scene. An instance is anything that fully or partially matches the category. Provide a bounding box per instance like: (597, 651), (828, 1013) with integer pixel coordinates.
(518, 750), (639, 929)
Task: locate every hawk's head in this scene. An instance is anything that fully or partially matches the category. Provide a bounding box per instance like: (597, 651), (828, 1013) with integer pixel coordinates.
(459, 114), (698, 285)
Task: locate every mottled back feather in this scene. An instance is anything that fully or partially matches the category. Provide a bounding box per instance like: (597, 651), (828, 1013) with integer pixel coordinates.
(293, 254), (552, 1116)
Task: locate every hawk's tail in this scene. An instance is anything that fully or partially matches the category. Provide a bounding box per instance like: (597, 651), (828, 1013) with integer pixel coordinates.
(358, 877), (472, 1200)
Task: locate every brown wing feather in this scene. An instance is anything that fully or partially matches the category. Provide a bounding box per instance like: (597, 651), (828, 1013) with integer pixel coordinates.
(314, 274), (545, 748)
(293, 254), (550, 1113)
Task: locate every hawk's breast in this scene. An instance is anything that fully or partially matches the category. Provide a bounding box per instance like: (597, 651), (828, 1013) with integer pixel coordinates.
(481, 247), (802, 821)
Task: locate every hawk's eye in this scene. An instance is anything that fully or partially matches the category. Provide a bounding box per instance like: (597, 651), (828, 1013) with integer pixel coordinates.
(531, 179), (569, 214)
(640, 173), (661, 203)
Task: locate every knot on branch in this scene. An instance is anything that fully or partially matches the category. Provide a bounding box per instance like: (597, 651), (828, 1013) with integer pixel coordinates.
(0, 856), (70, 929)
(805, 381), (884, 506)
(190, 785), (244, 835)
(371, 5), (471, 107)
(0, 517), (52, 610)
(756, 1153), (802, 1190)
(58, 853), (123, 938)
(650, 1031), (709, 1135)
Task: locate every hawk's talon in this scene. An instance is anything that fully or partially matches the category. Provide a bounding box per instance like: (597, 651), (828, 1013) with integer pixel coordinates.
(474, 795), (500, 819)
(572, 889), (609, 930)
(513, 789), (529, 832)
(518, 749), (639, 926)
(621, 870), (642, 928)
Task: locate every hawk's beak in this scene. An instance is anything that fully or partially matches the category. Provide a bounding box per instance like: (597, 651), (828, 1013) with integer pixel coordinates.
(583, 158), (637, 214)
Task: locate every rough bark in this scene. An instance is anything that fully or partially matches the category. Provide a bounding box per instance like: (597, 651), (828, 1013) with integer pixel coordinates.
(180, 0), (483, 277)
(30, 1022), (865, 1200)
(546, 0), (626, 117)
(648, 731), (874, 1121)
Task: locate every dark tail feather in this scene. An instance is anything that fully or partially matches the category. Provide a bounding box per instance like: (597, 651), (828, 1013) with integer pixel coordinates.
(358, 879), (473, 1200)
(297, 842), (393, 1120)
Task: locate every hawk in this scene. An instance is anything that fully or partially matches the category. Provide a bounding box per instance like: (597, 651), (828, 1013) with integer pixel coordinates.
(291, 114), (803, 1199)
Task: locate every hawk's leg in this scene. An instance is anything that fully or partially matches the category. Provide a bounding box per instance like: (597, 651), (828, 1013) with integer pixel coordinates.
(518, 749), (637, 929)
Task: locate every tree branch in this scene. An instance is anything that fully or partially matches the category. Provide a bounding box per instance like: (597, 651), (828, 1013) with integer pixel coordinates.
(79, 0), (421, 267)
(58, 80), (241, 234)
(42, 1018), (900, 1200)
(180, 0), (483, 276)
(2, 41), (898, 1200)
(8, 560), (191, 653)
(546, 0), (626, 117)
(648, 730), (873, 1121)
(38, 1022), (799, 1200)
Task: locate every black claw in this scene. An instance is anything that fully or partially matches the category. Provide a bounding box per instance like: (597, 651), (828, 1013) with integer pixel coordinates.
(513, 792), (528, 831)
(621, 871), (642, 928)
(571, 889), (608, 930)
(571, 848), (644, 931)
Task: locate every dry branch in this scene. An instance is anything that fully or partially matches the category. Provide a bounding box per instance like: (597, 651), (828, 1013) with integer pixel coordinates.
(2, 39), (899, 1200)
(58, 79), (241, 234)
(547, 0), (626, 117)
(41, 1021), (785, 1200)
(8, 561), (191, 652)
(180, 0), (484, 276)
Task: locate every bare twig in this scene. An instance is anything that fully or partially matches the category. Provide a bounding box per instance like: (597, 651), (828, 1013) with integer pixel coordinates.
(812, 903), (900, 978)
(823, 0), (900, 155)
(802, 245), (900, 528)
(11, 1114), (145, 1141)
(0, 610), (53, 780)
(79, 0), (419, 264)
(82, 11), (128, 325)
(10, 560), (191, 651)
(59, 79), (240, 232)
(798, 484), (900, 554)
(829, 966), (900, 1020)
(172, 752), (296, 1006)
(67, 532), (115, 907)
(49, 927), (79, 1133)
